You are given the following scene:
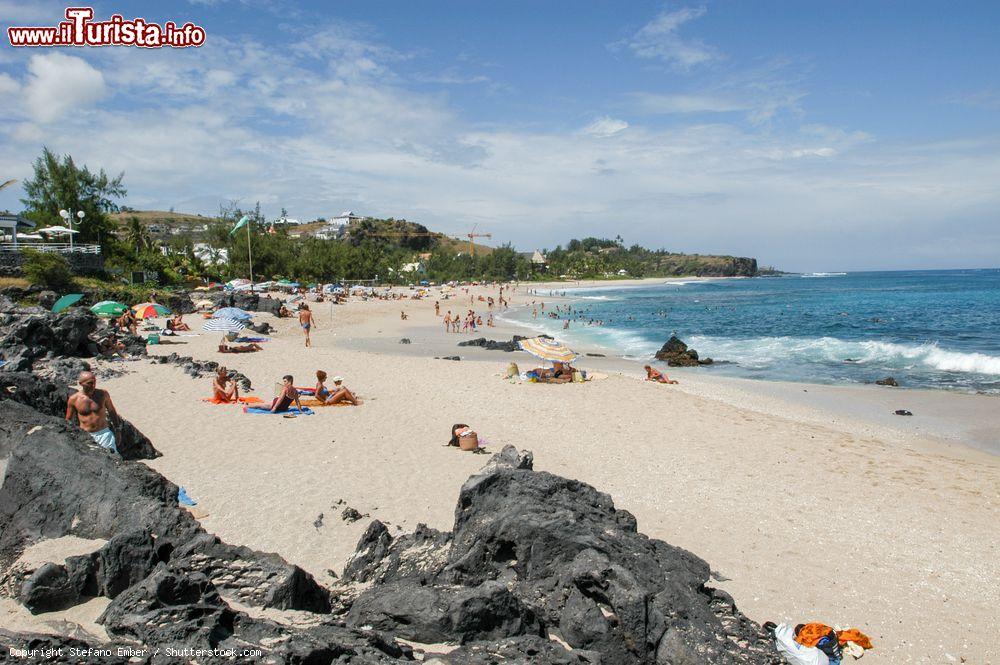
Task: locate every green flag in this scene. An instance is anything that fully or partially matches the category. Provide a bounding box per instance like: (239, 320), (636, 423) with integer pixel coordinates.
(230, 215), (250, 236)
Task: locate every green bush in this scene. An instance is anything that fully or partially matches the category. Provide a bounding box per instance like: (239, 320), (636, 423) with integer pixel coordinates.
(21, 249), (74, 291)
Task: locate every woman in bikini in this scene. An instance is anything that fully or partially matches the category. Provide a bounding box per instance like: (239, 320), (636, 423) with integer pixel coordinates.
(213, 367), (239, 402)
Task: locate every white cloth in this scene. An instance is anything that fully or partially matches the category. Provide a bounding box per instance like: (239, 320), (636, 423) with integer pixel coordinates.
(89, 427), (118, 454)
(774, 623), (830, 665)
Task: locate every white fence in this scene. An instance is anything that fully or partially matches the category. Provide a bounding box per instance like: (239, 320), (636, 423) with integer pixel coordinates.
(0, 242), (101, 254)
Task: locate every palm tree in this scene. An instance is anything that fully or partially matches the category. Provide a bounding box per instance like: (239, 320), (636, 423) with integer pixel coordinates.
(123, 216), (150, 253)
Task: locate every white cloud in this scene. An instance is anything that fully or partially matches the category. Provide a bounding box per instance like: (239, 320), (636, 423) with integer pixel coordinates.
(0, 18), (998, 271)
(22, 53), (107, 123)
(0, 72), (20, 96)
(615, 5), (719, 70)
(582, 116), (629, 137)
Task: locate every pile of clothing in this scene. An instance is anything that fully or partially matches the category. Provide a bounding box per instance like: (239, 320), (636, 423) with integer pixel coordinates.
(765, 621), (873, 664)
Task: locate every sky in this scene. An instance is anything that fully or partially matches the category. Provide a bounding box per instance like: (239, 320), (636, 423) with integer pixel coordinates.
(1, 0), (998, 272)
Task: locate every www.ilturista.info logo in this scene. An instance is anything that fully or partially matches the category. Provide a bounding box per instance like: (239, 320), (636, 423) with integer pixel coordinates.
(7, 7), (206, 48)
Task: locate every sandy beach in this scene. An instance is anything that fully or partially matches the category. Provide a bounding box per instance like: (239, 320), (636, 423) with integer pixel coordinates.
(50, 282), (998, 663)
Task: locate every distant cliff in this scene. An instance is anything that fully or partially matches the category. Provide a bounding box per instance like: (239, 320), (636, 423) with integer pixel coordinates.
(649, 253), (758, 277)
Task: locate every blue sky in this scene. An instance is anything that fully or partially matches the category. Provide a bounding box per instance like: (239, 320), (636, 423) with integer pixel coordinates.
(1, 0), (998, 271)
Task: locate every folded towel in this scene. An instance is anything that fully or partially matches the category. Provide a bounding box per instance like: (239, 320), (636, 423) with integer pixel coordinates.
(236, 337), (269, 342)
(295, 386), (316, 395)
(243, 406), (314, 415)
(202, 396), (264, 405)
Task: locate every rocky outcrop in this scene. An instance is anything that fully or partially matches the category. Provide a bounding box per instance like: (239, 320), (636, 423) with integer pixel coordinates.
(458, 335), (550, 352)
(210, 291), (283, 317)
(654, 335), (714, 367)
(875, 376), (898, 387)
(340, 445), (778, 664)
(0, 402), (326, 616)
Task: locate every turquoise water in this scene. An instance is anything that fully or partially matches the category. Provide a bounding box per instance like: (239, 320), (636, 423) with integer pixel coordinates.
(502, 270), (1000, 394)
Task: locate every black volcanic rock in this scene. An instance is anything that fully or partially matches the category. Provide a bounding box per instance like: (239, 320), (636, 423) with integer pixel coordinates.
(340, 445), (779, 664)
(655, 335), (714, 367)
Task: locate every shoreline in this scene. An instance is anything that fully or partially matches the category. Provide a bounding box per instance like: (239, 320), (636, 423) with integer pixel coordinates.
(54, 283), (999, 663)
(488, 281), (1000, 457)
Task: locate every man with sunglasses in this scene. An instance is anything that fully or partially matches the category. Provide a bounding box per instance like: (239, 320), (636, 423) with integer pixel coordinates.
(65, 371), (121, 454)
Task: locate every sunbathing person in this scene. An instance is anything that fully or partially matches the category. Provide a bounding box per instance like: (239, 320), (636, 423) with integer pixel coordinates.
(323, 375), (357, 405)
(271, 374), (304, 412)
(170, 315), (191, 331)
(218, 342), (262, 353)
(213, 366), (239, 402)
(546, 361), (575, 383)
(98, 334), (126, 358)
(644, 365), (678, 384)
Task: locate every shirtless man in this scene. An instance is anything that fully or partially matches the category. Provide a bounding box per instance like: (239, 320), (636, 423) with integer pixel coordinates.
(298, 304), (315, 347)
(65, 371), (120, 453)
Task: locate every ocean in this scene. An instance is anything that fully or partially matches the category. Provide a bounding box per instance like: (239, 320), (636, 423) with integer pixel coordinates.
(501, 269), (1000, 394)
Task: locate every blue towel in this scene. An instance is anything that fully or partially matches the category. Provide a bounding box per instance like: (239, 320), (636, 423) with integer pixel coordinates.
(177, 486), (197, 507)
(236, 337), (269, 342)
(244, 406), (314, 415)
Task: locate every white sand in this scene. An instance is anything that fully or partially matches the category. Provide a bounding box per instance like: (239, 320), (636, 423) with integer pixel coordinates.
(26, 283), (997, 663)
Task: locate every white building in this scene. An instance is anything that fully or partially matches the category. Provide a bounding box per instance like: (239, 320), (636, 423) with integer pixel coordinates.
(193, 243), (228, 265)
(401, 261), (426, 274)
(332, 211), (364, 225)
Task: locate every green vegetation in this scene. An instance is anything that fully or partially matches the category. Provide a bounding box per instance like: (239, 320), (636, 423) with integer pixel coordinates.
(21, 147), (126, 244)
(12, 149), (759, 289)
(21, 249), (74, 291)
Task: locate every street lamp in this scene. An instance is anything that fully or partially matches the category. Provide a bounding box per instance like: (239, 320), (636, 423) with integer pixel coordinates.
(58, 209), (85, 249)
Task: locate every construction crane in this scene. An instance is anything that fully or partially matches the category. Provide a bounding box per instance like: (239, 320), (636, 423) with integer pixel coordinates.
(465, 224), (492, 257)
(0, 179), (17, 192)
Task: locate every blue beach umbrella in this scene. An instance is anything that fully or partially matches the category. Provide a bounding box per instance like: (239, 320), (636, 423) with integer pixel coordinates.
(212, 307), (252, 320)
(203, 318), (246, 333)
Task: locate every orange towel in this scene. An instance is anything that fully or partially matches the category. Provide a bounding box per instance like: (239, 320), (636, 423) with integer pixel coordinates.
(836, 628), (873, 650)
(202, 396), (264, 405)
(795, 623), (834, 648)
(300, 397), (359, 407)
(795, 623), (873, 651)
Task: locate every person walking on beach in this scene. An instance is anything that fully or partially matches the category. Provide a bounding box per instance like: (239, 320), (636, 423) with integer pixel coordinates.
(299, 304), (315, 347)
(66, 371), (121, 453)
(444, 311), (452, 332)
(434, 301), (440, 316)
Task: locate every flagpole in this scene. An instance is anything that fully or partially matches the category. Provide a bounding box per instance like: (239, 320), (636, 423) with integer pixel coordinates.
(246, 219), (254, 285)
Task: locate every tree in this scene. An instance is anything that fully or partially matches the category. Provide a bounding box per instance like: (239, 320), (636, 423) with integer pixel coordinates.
(123, 216), (151, 253)
(20, 147), (126, 244)
(21, 249), (74, 290)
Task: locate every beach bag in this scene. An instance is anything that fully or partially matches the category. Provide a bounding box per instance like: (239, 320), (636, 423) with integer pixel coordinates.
(506, 363), (519, 378)
(458, 431), (479, 451)
(147, 334), (160, 345)
(573, 370), (585, 383)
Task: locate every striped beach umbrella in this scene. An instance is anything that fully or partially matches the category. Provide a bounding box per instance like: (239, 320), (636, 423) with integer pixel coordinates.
(517, 336), (578, 363)
(202, 317), (246, 333)
(133, 302), (171, 319)
(213, 307), (252, 320)
(90, 300), (127, 317)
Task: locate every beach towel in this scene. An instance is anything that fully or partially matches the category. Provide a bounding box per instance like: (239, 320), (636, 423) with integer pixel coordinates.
(177, 486), (197, 507)
(202, 396), (264, 405)
(775, 623), (829, 665)
(300, 397), (360, 407)
(295, 386), (316, 395)
(243, 406), (314, 415)
(235, 337), (269, 343)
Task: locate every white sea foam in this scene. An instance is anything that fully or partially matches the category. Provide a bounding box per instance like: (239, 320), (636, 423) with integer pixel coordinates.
(685, 335), (1000, 375)
(801, 272), (847, 277)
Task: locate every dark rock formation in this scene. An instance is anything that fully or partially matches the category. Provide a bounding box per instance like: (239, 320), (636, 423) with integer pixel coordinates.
(341, 445), (779, 664)
(875, 376), (898, 387)
(210, 291), (283, 317)
(459, 334), (550, 352)
(153, 352), (252, 391)
(0, 374), (160, 461)
(654, 335), (714, 367)
(0, 402), (327, 616)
